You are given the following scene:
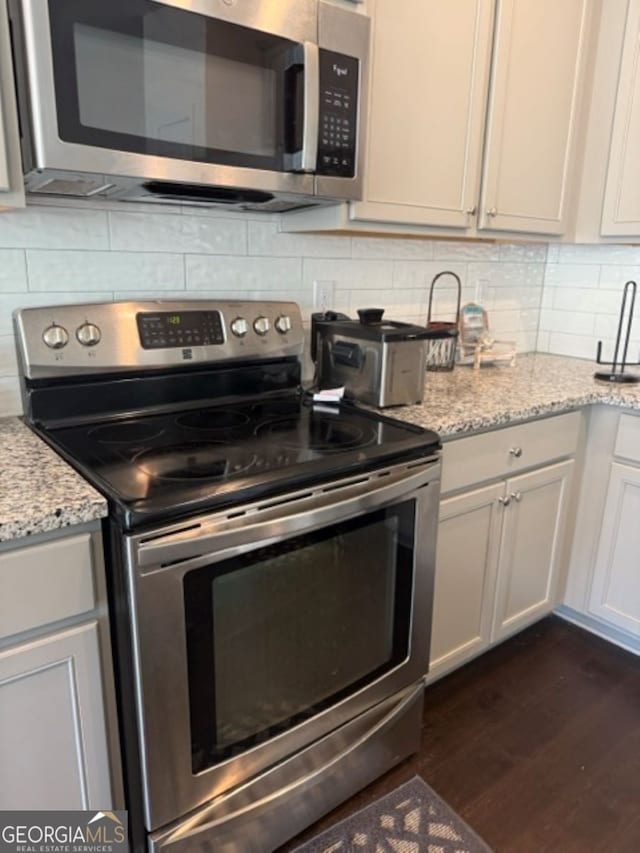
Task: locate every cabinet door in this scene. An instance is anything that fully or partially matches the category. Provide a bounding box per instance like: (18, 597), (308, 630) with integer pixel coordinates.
(0, 0), (25, 209)
(588, 463), (640, 636)
(428, 482), (503, 680)
(351, 0), (494, 228)
(0, 622), (112, 809)
(479, 0), (591, 235)
(601, 0), (640, 236)
(492, 460), (574, 641)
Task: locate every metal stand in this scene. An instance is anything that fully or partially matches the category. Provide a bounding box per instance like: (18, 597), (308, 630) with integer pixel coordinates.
(594, 280), (640, 384)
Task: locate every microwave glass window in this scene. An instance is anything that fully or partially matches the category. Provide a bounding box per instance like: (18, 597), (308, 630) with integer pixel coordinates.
(49, 0), (295, 170)
(184, 502), (415, 772)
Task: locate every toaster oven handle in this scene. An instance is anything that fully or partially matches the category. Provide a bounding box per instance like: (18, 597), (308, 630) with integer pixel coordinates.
(300, 41), (319, 172)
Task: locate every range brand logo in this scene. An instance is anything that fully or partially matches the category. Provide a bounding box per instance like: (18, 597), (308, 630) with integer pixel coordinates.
(0, 810), (128, 853)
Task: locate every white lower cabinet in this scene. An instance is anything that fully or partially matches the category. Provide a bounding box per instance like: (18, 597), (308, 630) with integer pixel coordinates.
(430, 483), (502, 676)
(429, 429), (577, 682)
(588, 462), (640, 635)
(492, 461), (574, 641)
(0, 526), (121, 810)
(0, 622), (112, 809)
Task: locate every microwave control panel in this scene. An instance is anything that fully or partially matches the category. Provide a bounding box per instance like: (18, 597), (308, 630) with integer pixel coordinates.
(317, 50), (359, 178)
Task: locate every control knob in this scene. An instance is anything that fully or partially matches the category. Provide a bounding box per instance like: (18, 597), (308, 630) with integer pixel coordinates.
(275, 315), (292, 335)
(42, 324), (69, 349)
(230, 317), (249, 338)
(253, 316), (270, 336)
(76, 322), (101, 347)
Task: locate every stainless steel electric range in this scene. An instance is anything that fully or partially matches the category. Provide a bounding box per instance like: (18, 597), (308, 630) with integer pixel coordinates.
(14, 300), (441, 853)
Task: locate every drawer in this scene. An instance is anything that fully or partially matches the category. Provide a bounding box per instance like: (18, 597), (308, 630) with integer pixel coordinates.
(441, 411), (581, 494)
(0, 534), (95, 641)
(614, 413), (640, 464)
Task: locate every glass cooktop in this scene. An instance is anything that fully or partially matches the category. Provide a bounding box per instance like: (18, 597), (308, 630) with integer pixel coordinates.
(41, 395), (440, 528)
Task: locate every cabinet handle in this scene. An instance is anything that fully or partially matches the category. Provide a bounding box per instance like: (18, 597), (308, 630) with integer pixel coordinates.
(509, 447), (523, 458)
(510, 491), (523, 502)
(486, 207), (498, 217)
(466, 206), (477, 216)
(498, 495), (511, 506)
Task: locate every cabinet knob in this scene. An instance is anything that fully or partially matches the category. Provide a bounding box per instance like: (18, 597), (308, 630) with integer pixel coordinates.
(498, 495), (511, 506)
(510, 491), (523, 502)
(509, 446), (523, 458)
(466, 206), (477, 216)
(486, 207), (498, 217)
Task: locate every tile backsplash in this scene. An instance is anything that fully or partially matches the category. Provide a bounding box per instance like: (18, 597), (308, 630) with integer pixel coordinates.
(0, 200), (547, 416)
(4, 201), (640, 418)
(538, 243), (640, 362)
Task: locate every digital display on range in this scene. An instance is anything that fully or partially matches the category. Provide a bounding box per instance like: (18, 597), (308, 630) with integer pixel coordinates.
(137, 311), (224, 349)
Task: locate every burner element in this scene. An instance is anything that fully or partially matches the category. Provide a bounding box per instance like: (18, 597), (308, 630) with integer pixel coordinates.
(177, 410), (250, 431)
(90, 421), (164, 444)
(258, 416), (374, 452)
(135, 442), (254, 481)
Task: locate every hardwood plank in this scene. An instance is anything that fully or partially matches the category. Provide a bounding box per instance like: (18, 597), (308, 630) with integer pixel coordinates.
(282, 616), (640, 852)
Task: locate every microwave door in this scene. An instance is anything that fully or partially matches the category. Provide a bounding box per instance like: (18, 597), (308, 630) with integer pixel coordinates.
(13, 0), (316, 198)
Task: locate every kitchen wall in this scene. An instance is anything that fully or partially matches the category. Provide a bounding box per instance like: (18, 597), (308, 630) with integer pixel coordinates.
(538, 243), (640, 360)
(0, 200), (546, 416)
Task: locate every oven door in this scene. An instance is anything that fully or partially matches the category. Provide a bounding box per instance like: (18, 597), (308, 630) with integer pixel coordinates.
(125, 458), (440, 832)
(12, 0), (320, 195)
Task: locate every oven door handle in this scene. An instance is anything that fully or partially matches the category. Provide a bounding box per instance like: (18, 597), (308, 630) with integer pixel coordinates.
(134, 460), (440, 570)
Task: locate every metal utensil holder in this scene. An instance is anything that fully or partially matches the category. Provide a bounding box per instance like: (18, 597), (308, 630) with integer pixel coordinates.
(425, 270), (462, 371)
(594, 280), (640, 384)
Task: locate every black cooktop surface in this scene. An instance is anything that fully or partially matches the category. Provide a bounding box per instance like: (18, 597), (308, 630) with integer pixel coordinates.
(39, 394), (440, 528)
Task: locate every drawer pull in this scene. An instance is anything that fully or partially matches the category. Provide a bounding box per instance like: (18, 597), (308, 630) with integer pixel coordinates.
(509, 447), (523, 458)
(510, 491), (523, 502)
(498, 495), (511, 507)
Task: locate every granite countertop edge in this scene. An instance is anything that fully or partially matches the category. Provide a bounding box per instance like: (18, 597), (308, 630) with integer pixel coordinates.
(2, 353), (639, 545)
(381, 353), (640, 438)
(0, 417), (107, 546)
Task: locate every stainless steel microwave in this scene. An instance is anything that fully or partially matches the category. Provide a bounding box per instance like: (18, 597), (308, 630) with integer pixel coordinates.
(8, 0), (369, 211)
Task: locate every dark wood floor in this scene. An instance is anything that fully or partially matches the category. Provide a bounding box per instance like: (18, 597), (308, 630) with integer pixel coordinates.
(283, 616), (640, 852)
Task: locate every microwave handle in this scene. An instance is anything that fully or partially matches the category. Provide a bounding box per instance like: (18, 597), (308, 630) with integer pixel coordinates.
(300, 42), (319, 172)
(285, 42), (319, 173)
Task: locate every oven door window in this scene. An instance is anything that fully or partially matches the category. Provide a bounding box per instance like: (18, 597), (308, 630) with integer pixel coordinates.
(48, 0), (299, 170)
(184, 501), (415, 774)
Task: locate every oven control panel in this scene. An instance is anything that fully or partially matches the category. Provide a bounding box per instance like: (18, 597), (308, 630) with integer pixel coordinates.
(14, 300), (305, 379)
(316, 50), (359, 178)
(137, 310), (224, 350)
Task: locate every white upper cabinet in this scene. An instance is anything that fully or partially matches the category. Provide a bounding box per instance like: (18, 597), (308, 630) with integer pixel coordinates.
(286, 0), (596, 237)
(0, 0), (25, 210)
(601, 0), (640, 236)
(351, 0), (494, 229)
(479, 0), (591, 235)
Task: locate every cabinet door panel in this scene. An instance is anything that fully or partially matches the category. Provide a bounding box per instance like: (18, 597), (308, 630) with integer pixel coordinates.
(479, 0), (590, 235)
(493, 460), (574, 641)
(601, 0), (640, 236)
(428, 482), (503, 680)
(352, 0), (494, 228)
(0, 623), (112, 809)
(588, 463), (640, 635)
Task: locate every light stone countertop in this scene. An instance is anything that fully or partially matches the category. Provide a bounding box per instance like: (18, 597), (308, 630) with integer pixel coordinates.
(0, 417), (107, 544)
(2, 353), (639, 544)
(389, 352), (640, 438)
